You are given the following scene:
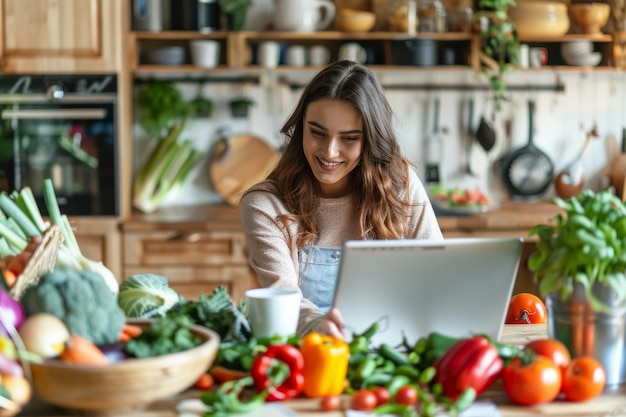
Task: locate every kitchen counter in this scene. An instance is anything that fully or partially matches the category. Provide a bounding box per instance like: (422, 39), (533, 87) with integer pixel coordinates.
(122, 200), (563, 236)
(16, 324), (626, 417)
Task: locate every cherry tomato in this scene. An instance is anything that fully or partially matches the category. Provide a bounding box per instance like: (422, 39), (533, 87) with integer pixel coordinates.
(320, 395), (342, 412)
(562, 356), (606, 402)
(503, 355), (561, 405)
(195, 372), (214, 390)
(506, 293), (547, 324)
(371, 386), (391, 406)
(525, 339), (571, 371)
(351, 389), (377, 411)
(395, 385), (418, 406)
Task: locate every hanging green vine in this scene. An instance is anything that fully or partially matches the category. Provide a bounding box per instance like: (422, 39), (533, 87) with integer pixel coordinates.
(477, 0), (520, 110)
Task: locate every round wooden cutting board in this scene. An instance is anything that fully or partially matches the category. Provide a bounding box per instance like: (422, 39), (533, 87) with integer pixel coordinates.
(209, 134), (279, 205)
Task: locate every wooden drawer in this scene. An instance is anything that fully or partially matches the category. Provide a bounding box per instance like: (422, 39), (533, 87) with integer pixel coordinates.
(122, 230), (260, 303)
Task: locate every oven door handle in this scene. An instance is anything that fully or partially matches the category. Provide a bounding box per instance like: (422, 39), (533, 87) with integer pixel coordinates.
(0, 108), (107, 120)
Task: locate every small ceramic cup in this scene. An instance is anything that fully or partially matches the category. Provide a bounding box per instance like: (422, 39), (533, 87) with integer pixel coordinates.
(338, 42), (367, 64)
(258, 41), (281, 68)
(309, 45), (331, 66)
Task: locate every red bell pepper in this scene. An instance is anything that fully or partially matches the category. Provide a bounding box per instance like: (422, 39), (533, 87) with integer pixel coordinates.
(250, 344), (305, 402)
(433, 336), (503, 400)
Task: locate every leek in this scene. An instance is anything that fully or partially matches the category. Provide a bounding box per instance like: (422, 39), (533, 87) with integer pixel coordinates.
(0, 181), (119, 294)
(132, 123), (203, 213)
(42, 179), (119, 294)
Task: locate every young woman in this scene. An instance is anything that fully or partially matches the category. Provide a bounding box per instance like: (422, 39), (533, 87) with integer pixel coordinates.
(240, 60), (443, 339)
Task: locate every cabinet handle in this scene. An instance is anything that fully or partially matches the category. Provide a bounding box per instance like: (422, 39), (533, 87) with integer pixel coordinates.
(169, 232), (202, 243)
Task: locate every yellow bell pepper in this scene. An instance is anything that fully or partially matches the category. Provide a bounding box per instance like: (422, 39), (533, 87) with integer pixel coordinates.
(300, 332), (350, 398)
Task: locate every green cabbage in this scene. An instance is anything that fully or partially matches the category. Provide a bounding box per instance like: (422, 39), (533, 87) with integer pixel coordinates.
(118, 273), (180, 318)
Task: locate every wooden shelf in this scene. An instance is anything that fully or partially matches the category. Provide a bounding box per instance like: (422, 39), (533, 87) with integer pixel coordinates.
(129, 30), (621, 75)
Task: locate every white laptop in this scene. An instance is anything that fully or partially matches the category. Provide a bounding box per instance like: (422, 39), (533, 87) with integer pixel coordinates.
(332, 237), (523, 347)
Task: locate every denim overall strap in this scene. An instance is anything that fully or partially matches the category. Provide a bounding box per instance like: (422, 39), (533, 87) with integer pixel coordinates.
(299, 244), (342, 313)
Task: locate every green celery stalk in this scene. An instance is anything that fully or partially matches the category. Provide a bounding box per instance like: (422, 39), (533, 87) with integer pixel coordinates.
(0, 237), (14, 257)
(0, 222), (27, 252)
(0, 193), (41, 237)
(4, 218), (26, 240)
(18, 187), (49, 233)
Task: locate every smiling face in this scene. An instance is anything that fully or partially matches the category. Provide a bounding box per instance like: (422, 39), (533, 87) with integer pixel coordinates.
(303, 98), (364, 198)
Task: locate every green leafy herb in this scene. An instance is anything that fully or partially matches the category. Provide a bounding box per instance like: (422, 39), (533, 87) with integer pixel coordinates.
(528, 189), (626, 311)
(123, 314), (200, 358)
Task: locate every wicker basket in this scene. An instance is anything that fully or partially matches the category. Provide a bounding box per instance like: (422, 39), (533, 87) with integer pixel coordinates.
(10, 224), (62, 301)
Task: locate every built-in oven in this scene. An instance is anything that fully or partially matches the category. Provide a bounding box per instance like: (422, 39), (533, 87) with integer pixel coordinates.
(0, 74), (118, 216)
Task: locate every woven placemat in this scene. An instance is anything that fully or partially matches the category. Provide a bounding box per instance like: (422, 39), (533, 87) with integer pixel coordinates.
(10, 224), (62, 301)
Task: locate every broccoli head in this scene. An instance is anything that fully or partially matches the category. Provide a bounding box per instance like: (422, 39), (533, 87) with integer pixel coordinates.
(21, 268), (125, 345)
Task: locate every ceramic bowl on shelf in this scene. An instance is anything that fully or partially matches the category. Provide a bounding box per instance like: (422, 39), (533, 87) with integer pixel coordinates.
(334, 8), (377, 32)
(145, 46), (186, 65)
(569, 2), (610, 34)
(562, 51), (602, 66)
(561, 40), (593, 57)
(508, 0), (570, 38)
(28, 319), (219, 413)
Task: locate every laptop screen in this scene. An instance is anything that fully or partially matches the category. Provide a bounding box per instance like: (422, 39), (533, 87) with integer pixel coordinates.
(332, 237), (523, 347)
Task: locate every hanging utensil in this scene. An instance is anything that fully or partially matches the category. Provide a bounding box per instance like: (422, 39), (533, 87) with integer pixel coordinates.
(475, 97), (496, 153)
(424, 97), (442, 185)
(554, 126), (598, 199)
(501, 100), (555, 199)
(465, 98), (476, 177)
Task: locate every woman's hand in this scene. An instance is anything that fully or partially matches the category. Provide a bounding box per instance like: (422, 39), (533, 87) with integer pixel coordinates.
(315, 307), (345, 340)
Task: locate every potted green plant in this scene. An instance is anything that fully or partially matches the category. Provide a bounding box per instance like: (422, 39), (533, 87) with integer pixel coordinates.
(528, 188), (626, 385)
(191, 96), (215, 118)
(475, 0), (519, 110)
(217, 0), (253, 31)
(229, 96), (255, 118)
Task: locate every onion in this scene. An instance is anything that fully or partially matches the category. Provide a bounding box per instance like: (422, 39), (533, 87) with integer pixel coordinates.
(0, 289), (24, 336)
(17, 313), (70, 359)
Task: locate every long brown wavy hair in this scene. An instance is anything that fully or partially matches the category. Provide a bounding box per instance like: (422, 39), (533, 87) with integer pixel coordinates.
(247, 60), (415, 249)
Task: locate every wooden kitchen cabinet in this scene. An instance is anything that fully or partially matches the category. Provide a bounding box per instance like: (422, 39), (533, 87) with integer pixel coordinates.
(0, 0), (123, 72)
(70, 217), (123, 284)
(122, 229), (260, 303)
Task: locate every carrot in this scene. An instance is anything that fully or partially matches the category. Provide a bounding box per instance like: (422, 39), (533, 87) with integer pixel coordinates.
(1, 269), (16, 288)
(119, 323), (143, 342)
(60, 335), (108, 366)
(195, 372), (215, 391)
(209, 366), (249, 383)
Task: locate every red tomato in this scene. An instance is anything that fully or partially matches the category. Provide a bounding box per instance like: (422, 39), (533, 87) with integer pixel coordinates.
(195, 372), (214, 391)
(503, 355), (562, 405)
(395, 385), (418, 406)
(562, 356), (606, 402)
(525, 339), (571, 371)
(371, 386), (391, 406)
(320, 395), (342, 412)
(506, 293), (547, 324)
(351, 390), (377, 411)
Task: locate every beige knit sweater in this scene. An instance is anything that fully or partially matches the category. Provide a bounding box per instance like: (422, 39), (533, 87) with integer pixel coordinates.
(239, 168), (443, 336)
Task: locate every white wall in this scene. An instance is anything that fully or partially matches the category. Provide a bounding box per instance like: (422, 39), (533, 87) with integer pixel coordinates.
(132, 69), (626, 208)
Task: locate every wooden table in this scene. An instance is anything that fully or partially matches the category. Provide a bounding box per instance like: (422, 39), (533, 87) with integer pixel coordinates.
(17, 324), (626, 417)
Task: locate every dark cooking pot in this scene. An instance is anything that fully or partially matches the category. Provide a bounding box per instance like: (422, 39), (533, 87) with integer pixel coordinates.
(391, 39), (438, 67)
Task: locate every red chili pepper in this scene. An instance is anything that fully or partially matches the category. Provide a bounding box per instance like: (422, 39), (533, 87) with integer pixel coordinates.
(433, 336), (503, 400)
(250, 344), (305, 402)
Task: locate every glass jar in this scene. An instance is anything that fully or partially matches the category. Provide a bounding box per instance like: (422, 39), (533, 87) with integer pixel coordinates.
(417, 0), (445, 32)
(386, 0), (418, 33)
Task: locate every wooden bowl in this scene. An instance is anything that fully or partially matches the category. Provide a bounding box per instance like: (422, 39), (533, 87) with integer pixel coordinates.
(509, 0), (570, 38)
(28, 319), (219, 413)
(334, 9), (377, 32)
(570, 3), (610, 34)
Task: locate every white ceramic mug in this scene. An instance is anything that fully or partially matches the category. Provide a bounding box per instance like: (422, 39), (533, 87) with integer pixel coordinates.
(246, 288), (300, 338)
(309, 45), (331, 66)
(274, 0), (336, 32)
(258, 41), (281, 68)
(286, 45), (307, 67)
(338, 42), (367, 64)
(190, 40), (220, 68)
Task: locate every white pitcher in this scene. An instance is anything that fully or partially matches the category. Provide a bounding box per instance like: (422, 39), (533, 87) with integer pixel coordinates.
(274, 0), (336, 32)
